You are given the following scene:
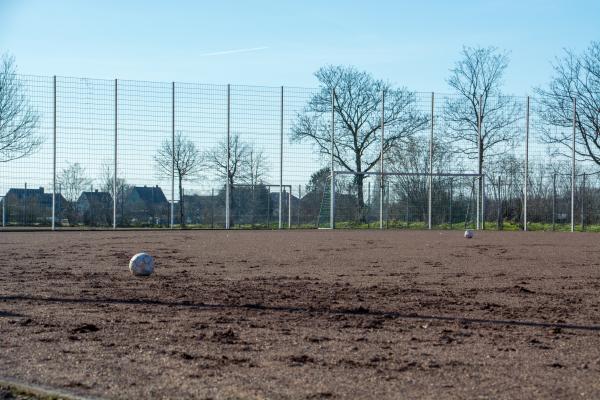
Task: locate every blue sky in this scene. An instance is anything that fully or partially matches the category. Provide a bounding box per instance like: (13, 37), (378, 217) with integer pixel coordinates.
(0, 0), (598, 94)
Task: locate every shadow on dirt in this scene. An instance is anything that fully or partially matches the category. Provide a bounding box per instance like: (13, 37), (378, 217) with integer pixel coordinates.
(2, 295), (599, 332)
(0, 311), (26, 318)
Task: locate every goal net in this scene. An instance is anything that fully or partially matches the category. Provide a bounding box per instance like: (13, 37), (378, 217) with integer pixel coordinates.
(230, 183), (293, 228)
(317, 171), (484, 229)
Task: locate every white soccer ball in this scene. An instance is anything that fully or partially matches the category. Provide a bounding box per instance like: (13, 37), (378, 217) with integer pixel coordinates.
(464, 229), (473, 239)
(129, 252), (155, 276)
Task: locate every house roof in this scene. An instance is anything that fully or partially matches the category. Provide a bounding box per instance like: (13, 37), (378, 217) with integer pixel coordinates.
(130, 186), (168, 205)
(6, 187), (67, 206)
(7, 187), (45, 199)
(78, 190), (113, 204)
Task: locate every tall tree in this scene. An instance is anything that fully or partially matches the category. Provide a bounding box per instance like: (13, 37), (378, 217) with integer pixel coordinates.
(444, 46), (521, 175)
(247, 148), (267, 187)
(154, 131), (203, 227)
(206, 133), (250, 189)
(205, 133), (268, 226)
(306, 167), (333, 194)
(535, 41), (600, 164)
(306, 166), (351, 195)
(99, 161), (130, 224)
(0, 53), (41, 162)
(247, 148), (267, 225)
(292, 65), (428, 222)
(387, 137), (456, 222)
(99, 161), (128, 197)
(56, 162), (92, 202)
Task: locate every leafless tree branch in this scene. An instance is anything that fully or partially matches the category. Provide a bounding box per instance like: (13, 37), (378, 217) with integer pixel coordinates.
(0, 53), (41, 162)
(291, 65), (429, 221)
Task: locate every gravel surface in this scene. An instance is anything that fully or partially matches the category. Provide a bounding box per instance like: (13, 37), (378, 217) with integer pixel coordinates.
(1, 230), (600, 399)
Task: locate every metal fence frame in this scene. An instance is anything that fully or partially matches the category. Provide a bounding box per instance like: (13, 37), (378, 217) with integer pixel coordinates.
(0, 75), (585, 231)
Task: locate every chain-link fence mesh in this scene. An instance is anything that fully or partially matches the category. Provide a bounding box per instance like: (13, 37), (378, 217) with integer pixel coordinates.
(1, 74), (596, 231)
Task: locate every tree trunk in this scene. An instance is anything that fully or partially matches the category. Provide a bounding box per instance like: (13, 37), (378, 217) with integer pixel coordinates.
(354, 150), (367, 223)
(496, 180), (503, 231)
(355, 174), (366, 223)
(250, 184), (255, 226)
(479, 139), (484, 226)
(228, 175), (235, 227)
(179, 176), (185, 228)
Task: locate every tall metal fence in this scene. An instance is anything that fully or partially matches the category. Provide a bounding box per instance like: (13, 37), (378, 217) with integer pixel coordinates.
(1, 74), (598, 231)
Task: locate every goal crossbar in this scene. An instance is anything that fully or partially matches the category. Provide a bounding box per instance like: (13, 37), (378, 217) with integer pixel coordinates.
(333, 171), (482, 178)
(327, 171), (484, 230)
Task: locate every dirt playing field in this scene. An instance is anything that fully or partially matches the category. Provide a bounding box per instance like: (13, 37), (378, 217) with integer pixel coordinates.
(1, 230), (600, 399)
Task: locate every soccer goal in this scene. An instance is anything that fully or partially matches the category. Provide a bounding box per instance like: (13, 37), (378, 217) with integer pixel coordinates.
(320, 171), (484, 229)
(230, 184), (293, 228)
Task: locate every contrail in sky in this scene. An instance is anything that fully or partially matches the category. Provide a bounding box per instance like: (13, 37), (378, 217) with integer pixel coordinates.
(197, 46), (269, 57)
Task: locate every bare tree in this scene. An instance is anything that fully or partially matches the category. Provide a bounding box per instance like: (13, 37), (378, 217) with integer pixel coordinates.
(207, 133), (248, 186)
(99, 161), (130, 224)
(56, 163), (92, 202)
(99, 161), (128, 195)
(485, 155), (524, 226)
(247, 148), (268, 224)
(292, 65), (428, 222)
(0, 53), (41, 162)
(535, 41), (600, 164)
(154, 131), (203, 227)
(444, 46), (522, 176)
(205, 133), (268, 226)
(247, 148), (267, 186)
(387, 137), (457, 222)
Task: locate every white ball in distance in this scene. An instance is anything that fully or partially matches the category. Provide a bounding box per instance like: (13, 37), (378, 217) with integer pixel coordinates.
(464, 230), (474, 239)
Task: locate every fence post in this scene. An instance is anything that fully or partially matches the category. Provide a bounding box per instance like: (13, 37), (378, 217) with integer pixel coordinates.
(581, 172), (586, 231)
(113, 78), (118, 229)
(477, 95), (483, 230)
(405, 193), (409, 227)
(497, 176), (502, 230)
(288, 188), (291, 229)
(52, 76), (56, 231)
(211, 188), (214, 229)
(386, 180), (390, 228)
(571, 98), (576, 232)
(279, 86), (283, 229)
(428, 92), (434, 230)
(482, 174), (486, 230)
(380, 90), (385, 230)
(267, 187), (270, 228)
(330, 88), (335, 229)
(170, 81), (175, 229)
(298, 184), (301, 227)
(226, 84), (231, 229)
(524, 96), (529, 231)
(368, 180), (371, 228)
(449, 178), (453, 230)
(552, 173), (556, 231)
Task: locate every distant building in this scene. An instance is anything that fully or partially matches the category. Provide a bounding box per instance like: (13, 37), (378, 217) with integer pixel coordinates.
(124, 185), (169, 225)
(77, 190), (113, 226)
(4, 186), (66, 225)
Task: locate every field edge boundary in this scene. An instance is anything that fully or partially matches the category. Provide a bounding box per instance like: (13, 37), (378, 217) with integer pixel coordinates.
(0, 376), (105, 400)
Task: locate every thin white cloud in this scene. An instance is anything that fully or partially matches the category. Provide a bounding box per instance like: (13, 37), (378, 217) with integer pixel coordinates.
(197, 46), (269, 57)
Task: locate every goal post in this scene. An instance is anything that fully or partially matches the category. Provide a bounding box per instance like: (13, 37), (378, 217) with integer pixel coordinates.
(331, 170), (483, 230)
(230, 183), (293, 229)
